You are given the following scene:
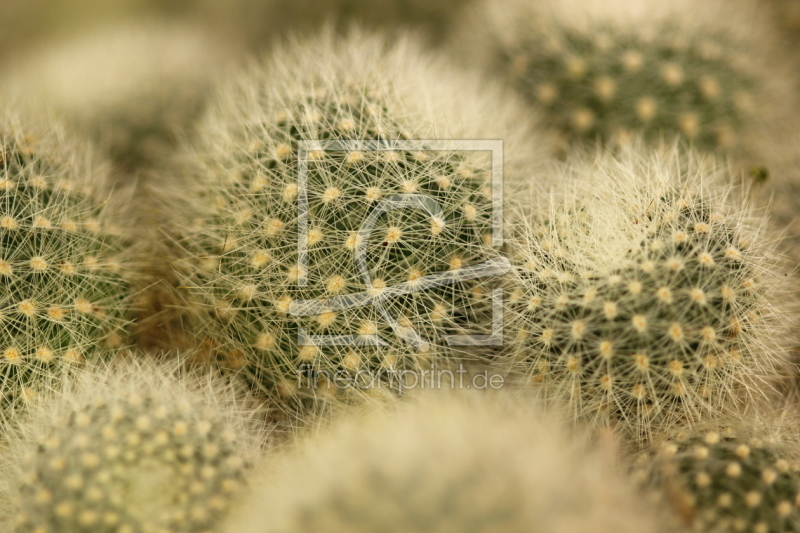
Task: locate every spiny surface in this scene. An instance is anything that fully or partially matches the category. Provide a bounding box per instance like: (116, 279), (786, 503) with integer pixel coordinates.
(174, 32), (517, 409)
(0, 121), (130, 415)
(8, 358), (261, 533)
(638, 426), (800, 533)
(506, 146), (789, 438)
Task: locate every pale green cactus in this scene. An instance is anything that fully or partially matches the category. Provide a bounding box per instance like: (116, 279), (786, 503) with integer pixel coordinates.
(635, 419), (800, 533)
(171, 29), (539, 410)
(0, 112), (132, 416)
(223, 392), (670, 533)
(453, 0), (794, 159)
(6, 356), (263, 533)
(505, 144), (790, 439)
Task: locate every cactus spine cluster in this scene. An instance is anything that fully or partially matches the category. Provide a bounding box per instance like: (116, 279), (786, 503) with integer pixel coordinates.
(455, 0), (791, 157)
(638, 424), (800, 533)
(0, 114), (131, 415)
(505, 145), (789, 438)
(223, 393), (667, 533)
(7, 357), (261, 533)
(173, 31), (535, 406)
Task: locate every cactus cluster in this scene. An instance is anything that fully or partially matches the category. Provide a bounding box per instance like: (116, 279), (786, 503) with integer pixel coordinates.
(1, 4), (800, 532)
(637, 423), (800, 533)
(6, 357), (262, 533)
(0, 114), (131, 416)
(173, 31), (536, 407)
(505, 145), (789, 438)
(2, 24), (226, 172)
(223, 392), (668, 533)
(454, 0), (793, 157)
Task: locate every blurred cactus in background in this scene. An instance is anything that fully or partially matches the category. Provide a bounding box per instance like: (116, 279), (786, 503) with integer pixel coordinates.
(195, 0), (474, 49)
(223, 392), (671, 533)
(5, 357), (263, 533)
(2, 23), (229, 174)
(505, 144), (792, 439)
(454, 0), (796, 162)
(635, 416), (800, 533)
(0, 111), (133, 418)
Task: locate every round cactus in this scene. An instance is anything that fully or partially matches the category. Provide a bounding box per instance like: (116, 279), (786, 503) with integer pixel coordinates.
(223, 392), (669, 533)
(636, 422), (800, 533)
(6, 356), (263, 533)
(453, 0), (795, 158)
(504, 144), (790, 439)
(0, 112), (132, 416)
(2, 23), (228, 172)
(172, 30), (539, 408)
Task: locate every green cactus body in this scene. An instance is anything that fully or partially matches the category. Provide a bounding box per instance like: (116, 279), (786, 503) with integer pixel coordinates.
(501, 23), (755, 152)
(506, 146), (787, 437)
(175, 32), (518, 406)
(643, 428), (800, 533)
(0, 125), (130, 414)
(9, 359), (260, 533)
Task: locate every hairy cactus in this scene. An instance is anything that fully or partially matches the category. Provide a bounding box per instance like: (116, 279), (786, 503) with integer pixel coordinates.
(172, 30), (539, 408)
(635, 420), (800, 533)
(0, 112), (132, 416)
(6, 357), (263, 533)
(504, 144), (790, 439)
(453, 0), (795, 158)
(224, 392), (669, 533)
(2, 23), (227, 172)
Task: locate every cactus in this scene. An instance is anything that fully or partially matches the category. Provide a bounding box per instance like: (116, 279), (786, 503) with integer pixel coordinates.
(172, 30), (538, 408)
(0, 112), (132, 417)
(454, 0), (794, 158)
(635, 421), (800, 533)
(6, 356), (263, 533)
(504, 144), (790, 439)
(2, 23), (227, 173)
(223, 392), (669, 533)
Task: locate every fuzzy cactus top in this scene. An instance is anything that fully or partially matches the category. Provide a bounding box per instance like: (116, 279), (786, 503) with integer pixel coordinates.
(223, 392), (670, 533)
(172, 29), (541, 409)
(505, 144), (791, 439)
(5, 357), (263, 533)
